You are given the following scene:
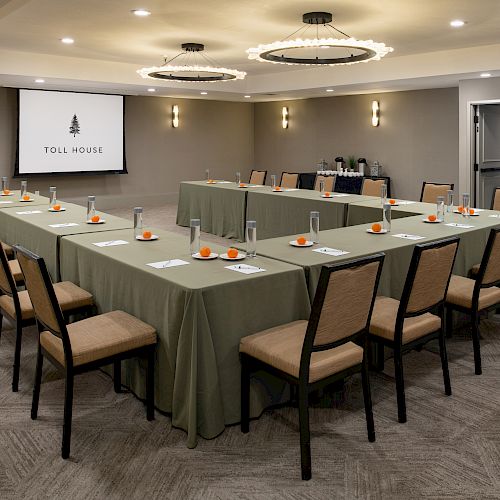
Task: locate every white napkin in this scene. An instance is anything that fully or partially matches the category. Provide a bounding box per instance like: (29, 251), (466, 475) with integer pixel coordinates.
(396, 200), (416, 205)
(285, 188), (299, 192)
(392, 233), (426, 240)
(16, 210), (42, 215)
(93, 240), (129, 247)
(225, 264), (266, 274)
(445, 223), (474, 229)
(488, 214), (500, 218)
(49, 223), (79, 228)
(313, 247), (350, 256)
(217, 181), (232, 184)
(0, 201), (13, 204)
(147, 259), (189, 269)
(332, 193), (350, 197)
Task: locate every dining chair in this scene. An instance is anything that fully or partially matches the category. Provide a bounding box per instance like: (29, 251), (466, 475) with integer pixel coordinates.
(420, 182), (454, 203)
(249, 170), (267, 185)
(445, 228), (500, 375)
(491, 187), (500, 211)
(240, 253), (385, 480)
(280, 172), (299, 189)
(2, 243), (14, 259)
(362, 178), (386, 197)
(14, 245), (157, 459)
(369, 237), (459, 424)
(313, 174), (334, 192)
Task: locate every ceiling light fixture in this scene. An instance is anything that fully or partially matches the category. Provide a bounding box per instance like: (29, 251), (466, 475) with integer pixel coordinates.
(147, 88), (156, 92)
(450, 20), (465, 27)
(200, 91), (208, 95)
(247, 12), (393, 66)
(132, 9), (151, 17)
(244, 95), (251, 98)
(35, 79), (45, 83)
(480, 72), (492, 78)
(61, 37), (74, 44)
(138, 43), (246, 82)
(326, 89), (334, 92)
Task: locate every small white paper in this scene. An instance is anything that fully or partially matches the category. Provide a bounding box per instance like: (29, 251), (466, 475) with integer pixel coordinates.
(313, 247), (350, 257)
(392, 233), (426, 240)
(488, 214), (500, 218)
(225, 264), (266, 274)
(16, 210), (42, 215)
(49, 223), (79, 228)
(217, 181), (232, 184)
(445, 223), (474, 229)
(284, 188), (299, 192)
(332, 193), (350, 197)
(147, 259), (189, 269)
(397, 200), (416, 205)
(472, 208), (484, 212)
(93, 240), (129, 247)
(0, 201), (13, 204)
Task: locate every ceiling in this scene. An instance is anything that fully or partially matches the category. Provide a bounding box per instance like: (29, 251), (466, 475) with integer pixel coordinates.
(1, 0), (500, 100)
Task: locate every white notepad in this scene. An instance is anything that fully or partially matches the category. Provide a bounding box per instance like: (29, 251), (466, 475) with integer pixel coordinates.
(225, 264), (266, 274)
(147, 259), (189, 269)
(49, 223), (79, 228)
(445, 223), (474, 229)
(93, 240), (129, 247)
(16, 210), (42, 215)
(392, 233), (426, 240)
(313, 247), (350, 257)
(396, 200), (416, 205)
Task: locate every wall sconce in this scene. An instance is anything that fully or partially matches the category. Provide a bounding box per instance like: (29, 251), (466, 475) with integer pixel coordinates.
(282, 106), (289, 129)
(371, 100), (380, 127)
(172, 104), (179, 128)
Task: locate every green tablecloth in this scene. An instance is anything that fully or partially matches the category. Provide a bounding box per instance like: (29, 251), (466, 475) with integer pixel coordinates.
(247, 188), (376, 240)
(0, 202), (133, 279)
(0, 191), (49, 209)
(177, 181), (253, 241)
(59, 229), (311, 447)
(251, 211), (500, 300)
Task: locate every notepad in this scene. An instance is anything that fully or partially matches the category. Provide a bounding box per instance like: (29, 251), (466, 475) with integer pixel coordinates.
(147, 259), (189, 269)
(16, 210), (42, 215)
(313, 247), (350, 257)
(49, 223), (79, 228)
(396, 200), (416, 205)
(445, 223), (474, 229)
(392, 233), (426, 240)
(332, 193), (350, 197)
(488, 214), (500, 218)
(225, 264), (266, 274)
(93, 240), (129, 247)
(0, 201), (13, 204)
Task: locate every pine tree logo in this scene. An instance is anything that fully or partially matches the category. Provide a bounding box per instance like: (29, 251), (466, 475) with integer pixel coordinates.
(69, 114), (80, 137)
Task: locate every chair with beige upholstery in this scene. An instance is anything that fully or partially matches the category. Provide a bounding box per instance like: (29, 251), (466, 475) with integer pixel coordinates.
(240, 253), (385, 480)
(2, 242), (14, 260)
(369, 237), (459, 424)
(362, 178), (386, 197)
(313, 174), (334, 192)
(491, 187), (500, 211)
(420, 182), (454, 203)
(14, 245), (157, 459)
(280, 172), (299, 189)
(0, 245), (94, 392)
(249, 170), (267, 185)
(446, 228), (500, 375)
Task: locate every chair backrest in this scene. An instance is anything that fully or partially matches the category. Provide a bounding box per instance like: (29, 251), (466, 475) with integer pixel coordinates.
(333, 175), (363, 194)
(280, 172), (299, 189)
(361, 178), (386, 197)
(491, 188), (500, 211)
(0, 243), (17, 297)
(420, 182), (454, 203)
(314, 175), (334, 192)
(476, 228), (500, 289)
(249, 170), (267, 185)
(299, 254), (385, 380)
(399, 238), (459, 321)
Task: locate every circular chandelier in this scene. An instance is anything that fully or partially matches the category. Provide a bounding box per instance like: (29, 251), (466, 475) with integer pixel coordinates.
(138, 43), (246, 82)
(247, 12), (393, 66)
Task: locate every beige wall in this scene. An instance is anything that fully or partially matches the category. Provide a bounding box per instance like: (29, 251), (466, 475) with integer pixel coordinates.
(0, 87), (254, 209)
(254, 88), (459, 200)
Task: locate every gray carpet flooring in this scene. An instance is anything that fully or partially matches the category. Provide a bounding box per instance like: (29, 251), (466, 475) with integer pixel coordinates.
(0, 204), (499, 499)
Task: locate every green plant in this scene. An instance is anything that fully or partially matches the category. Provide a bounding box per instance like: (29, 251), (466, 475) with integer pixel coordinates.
(348, 155), (356, 170)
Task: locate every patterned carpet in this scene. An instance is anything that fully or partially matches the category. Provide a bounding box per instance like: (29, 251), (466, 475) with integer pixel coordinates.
(0, 205), (499, 499)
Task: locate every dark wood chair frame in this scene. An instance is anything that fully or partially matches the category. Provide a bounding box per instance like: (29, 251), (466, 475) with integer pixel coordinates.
(419, 181), (455, 202)
(445, 228), (500, 375)
(14, 245), (156, 460)
(248, 169), (267, 185)
(371, 237), (459, 424)
(241, 253), (385, 481)
(490, 187), (500, 210)
(279, 171), (300, 188)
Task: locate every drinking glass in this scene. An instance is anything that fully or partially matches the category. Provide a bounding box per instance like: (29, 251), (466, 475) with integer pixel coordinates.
(381, 183), (387, 206)
(271, 175), (276, 189)
(87, 195), (96, 221)
(310, 211), (320, 243)
(190, 219), (201, 255)
(235, 172), (241, 184)
(446, 190), (454, 213)
(20, 180), (28, 199)
(1, 177), (8, 193)
(319, 180), (325, 194)
(49, 186), (57, 208)
(437, 195), (445, 222)
(205, 169), (210, 181)
(246, 221), (257, 257)
(383, 204), (392, 232)
(462, 193), (470, 218)
(134, 207), (143, 238)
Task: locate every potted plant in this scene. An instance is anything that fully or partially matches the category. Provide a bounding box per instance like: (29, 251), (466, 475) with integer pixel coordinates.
(348, 156), (356, 172)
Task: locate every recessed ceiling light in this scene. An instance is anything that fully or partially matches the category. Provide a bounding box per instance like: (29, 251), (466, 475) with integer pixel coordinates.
(35, 78), (45, 83)
(450, 20), (465, 27)
(60, 37), (74, 44)
(147, 88), (156, 92)
(480, 73), (492, 78)
(326, 89), (334, 92)
(200, 91), (208, 95)
(132, 9), (151, 17)
(244, 95), (251, 98)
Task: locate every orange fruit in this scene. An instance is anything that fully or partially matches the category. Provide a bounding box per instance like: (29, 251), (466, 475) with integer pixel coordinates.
(91, 215), (100, 223)
(371, 223), (382, 233)
(3, 190), (10, 195)
(324, 192), (330, 197)
(469, 208), (475, 215)
(275, 186), (282, 191)
(200, 246), (211, 257)
(389, 199), (396, 205)
(52, 204), (61, 211)
(142, 230), (152, 239)
(23, 195), (30, 201)
(227, 248), (239, 258)
(297, 236), (307, 245)
(428, 214), (437, 222)
(239, 183), (246, 187)
(457, 205), (464, 213)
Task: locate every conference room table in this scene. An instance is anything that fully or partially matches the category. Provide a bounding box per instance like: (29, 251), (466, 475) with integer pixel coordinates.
(59, 228), (311, 448)
(0, 191), (50, 209)
(0, 200), (133, 279)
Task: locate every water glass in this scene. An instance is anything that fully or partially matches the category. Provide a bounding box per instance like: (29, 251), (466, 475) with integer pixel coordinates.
(87, 196), (96, 221)
(190, 219), (201, 255)
(383, 204), (392, 232)
(446, 190), (454, 213)
(319, 180), (325, 194)
(271, 175), (276, 189)
(462, 193), (470, 218)
(235, 172), (241, 184)
(310, 211), (320, 243)
(437, 196), (445, 222)
(1, 177), (8, 192)
(380, 183), (387, 206)
(20, 180), (28, 198)
(205, 169), (210, 181)
(134, 207), (143, 238)
(49, 186), (57, 208)
(246, 221), (257, 257)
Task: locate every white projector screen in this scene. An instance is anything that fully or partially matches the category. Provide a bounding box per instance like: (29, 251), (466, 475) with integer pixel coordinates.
(16, 89), (126, 175)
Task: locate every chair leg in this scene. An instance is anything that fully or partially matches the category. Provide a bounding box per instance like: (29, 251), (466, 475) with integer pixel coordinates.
(113, 360), (121, 393)
(471, 311), (482, 375)
(446, 307), (453, 338)
(146, 348), (155, 421)
(298, 383), (311, 481)
(375, 342), (385, 372)
(31, 344), (43, 420)
(61, 373), (74, 459)
(240, 356), (250, 433)
(361, 362), (376, 442)
(438, 332), (452, 396)
(12, 322), (23, 392)
(394, 350), (407, 424)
